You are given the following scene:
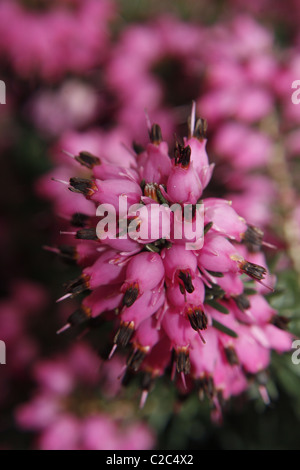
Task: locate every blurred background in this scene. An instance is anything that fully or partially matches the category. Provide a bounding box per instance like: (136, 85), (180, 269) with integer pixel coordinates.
(1, 0), (300, 450)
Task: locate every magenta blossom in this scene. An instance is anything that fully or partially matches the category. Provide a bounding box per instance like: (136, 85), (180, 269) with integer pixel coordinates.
(50, 107), (291, 420)
(16, 343), (154, 450)
(0, 0), (115, 81)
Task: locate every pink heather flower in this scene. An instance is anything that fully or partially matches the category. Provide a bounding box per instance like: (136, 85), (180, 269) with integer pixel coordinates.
(212, 122), (272, 170)
(47, 106), (292, 420)
(0, 0), (116, 81)
(16, 343), (154, 450)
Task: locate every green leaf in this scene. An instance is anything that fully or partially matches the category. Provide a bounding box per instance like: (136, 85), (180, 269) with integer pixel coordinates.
(212, 319), (238, 337)
(205, 300), (229, 314)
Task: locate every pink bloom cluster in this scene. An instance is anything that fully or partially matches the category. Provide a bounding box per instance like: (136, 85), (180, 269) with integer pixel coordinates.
(0, 0), (115, 80)
(49, 108), (291, 419)
(16, 343), (154, 450)
(103, 15), (280, 230)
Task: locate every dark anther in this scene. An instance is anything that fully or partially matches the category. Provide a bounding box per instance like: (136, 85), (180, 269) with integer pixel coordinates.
(75, 151), (100, 169)
(233, 294), (251, 312)
(242, 225), (264, 252)
(57, 245), (77, 263)
(127, 346), (148, 371)
(175, 347), (191, 374)
(149, 123), (162, 145)
(197, 374), (215, 400)
(174, 142), (191, 168)
(178, 271), (194, 294)
(63, 274), (90, 296)
(187, 308), (208, 332)
(122, 285), (139, 307)
(224, 346), (240, 366)
(121, 368), (136, 387)
(133, 142), (145, 154)
(205, 283), (226, 301)
(194, 118), (207, 140)
(76, 228), (98, 241)
(70, 213), (90, 228)
(69, 177), (95, 197)
(113, 321), (135, 347)
(144, 183), (159, 202)
(271, 315), (290, 330)
(67, 306), (91, 327)
(141, 371), (155, 392)
(239, 260), (267, 281)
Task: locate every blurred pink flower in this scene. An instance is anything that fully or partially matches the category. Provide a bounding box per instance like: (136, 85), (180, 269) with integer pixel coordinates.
(0, 0), (116, 80)
(16, 343), (155, 450)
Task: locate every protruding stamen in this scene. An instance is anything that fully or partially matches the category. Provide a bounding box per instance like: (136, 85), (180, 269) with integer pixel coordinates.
(198, 374), (215, 400)
(139, 390), (149, 409)
(238, 260), (267, 281)
(189, 101), (196, 138)
(187, 307), (208, 332)
(56, 323), (71, 335)
(241, 225), (264, 252)
(108, 343), (118, 360)
(62, 149), (75, 159)
(69, 177), (96, 197)
(75, 151), (100, 169)
(43, 245), (60, 255)
(197, 330), (206, 344)
(76, 228), (98, 241)
(127, 345), (149, 371)
(51, 177), (69, 186)
(178, 271), (194, 294)
(113, 321), (135, 348)
(238, 260), (274, 291)
(181, 371), (187, 390)
(259, 385), (270, 405)
(174, 142), (191, 168)
(149, 124), (162, 145)
(45, 245), (77, 263)
(56, 293), (73, 303)
(60, 231), (77, 236)
(175, 347), (191, 375)
(68, 306), (91, 326)
(194, 118), (207, 140)
(63, 274), (90, 297)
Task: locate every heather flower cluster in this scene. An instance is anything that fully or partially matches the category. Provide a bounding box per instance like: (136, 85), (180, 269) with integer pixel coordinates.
(51, 106), (292, 419)
(2, 0), (300, 451)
